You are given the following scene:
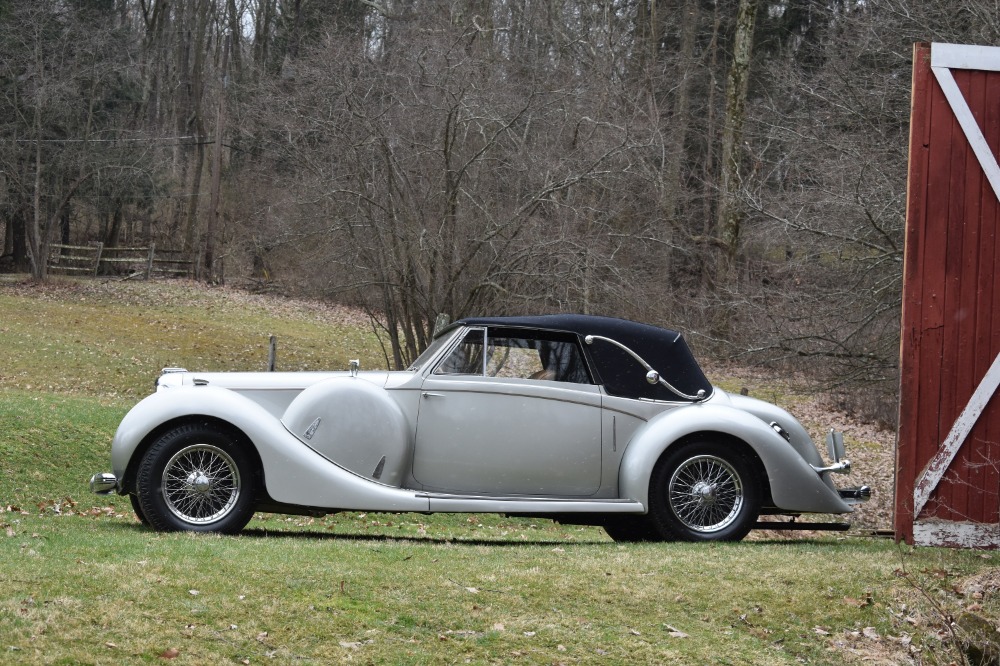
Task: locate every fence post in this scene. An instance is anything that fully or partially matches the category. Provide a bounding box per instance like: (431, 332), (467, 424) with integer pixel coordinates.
(91, 242), (104, 276)
(146, 243), (156, 280)
(268, 335), (277, 371)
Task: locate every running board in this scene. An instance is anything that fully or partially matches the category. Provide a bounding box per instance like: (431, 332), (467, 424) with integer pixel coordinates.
(752, 521), (851, 532)
(418, 493), (645, 514)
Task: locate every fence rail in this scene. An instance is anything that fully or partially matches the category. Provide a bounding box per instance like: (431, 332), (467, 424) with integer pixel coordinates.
(47, 243), (194, 279)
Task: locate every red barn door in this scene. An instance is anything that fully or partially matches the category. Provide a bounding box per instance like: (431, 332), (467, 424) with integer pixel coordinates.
(897, 43), (1000, 547)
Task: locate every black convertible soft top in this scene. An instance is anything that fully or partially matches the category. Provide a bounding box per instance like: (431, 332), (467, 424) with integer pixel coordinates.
(454, 314), (713, 402)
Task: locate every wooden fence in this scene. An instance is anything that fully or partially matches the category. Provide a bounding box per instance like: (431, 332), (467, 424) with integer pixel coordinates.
(47, 243), (194, 279)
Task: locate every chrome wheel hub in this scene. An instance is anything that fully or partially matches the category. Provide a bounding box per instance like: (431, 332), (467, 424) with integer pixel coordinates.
(187, 472), (212, 494)
(692, 481), (717, 504)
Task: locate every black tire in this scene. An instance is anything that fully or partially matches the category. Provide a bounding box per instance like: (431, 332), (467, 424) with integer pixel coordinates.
(603, 516), (663, 543)
(129, 493), (149, 526)
(649, 440), (760, 542)
(135, 422), (258, 534)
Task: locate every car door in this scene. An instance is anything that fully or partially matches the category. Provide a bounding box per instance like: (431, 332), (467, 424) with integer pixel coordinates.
(412, 327), (602, 496)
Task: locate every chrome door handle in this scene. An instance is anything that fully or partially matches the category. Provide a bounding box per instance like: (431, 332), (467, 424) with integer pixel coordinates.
(421, 392), (445, 398)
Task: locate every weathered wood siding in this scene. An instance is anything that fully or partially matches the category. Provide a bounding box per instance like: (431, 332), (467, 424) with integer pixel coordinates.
(897, 43), (1000, 548)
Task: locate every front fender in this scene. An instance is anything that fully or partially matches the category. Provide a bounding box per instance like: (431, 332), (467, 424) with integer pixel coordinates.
(110, 386), (428, 512)
(618, 404), (851, 514)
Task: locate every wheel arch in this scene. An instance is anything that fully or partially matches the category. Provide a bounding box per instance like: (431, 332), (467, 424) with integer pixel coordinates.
(122, 415), (264, 498)
(618, 404), (850, 514)
(651, 431), (773, 508)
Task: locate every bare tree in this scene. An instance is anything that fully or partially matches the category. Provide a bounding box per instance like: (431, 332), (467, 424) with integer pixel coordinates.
(7, 0), (1000, 419)
(234, 7), (660, 366)
(0, 2), (150, 279)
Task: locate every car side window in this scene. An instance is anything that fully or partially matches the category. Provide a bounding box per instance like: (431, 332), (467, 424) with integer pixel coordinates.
(486, 338), (546, 378)
(433, 329), (486, 375)
(433, 328), (592, 384)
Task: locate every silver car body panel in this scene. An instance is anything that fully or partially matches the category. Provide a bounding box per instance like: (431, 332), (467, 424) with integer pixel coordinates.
(111, 378), (647, 513)
(282, 376), (412, 486)
(413, 375), (602, 496)
(111, 385), (429, 512)
(618, 392), (851, 514)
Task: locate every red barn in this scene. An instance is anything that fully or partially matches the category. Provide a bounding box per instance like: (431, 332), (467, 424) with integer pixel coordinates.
(897, 42), (1000, 547)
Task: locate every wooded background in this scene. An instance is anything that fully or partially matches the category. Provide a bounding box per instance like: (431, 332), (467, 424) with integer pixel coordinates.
(1, 0), (994, 420)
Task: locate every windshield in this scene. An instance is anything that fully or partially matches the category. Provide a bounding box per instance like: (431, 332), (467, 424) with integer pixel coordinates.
(406, 329), (459, 371)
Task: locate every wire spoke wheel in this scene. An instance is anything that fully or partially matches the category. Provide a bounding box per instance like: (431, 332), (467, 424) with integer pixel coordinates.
(161, 444), (242, 524)
(668, 454), (744, 532)
(136, 423), (258, 533)
(649, 441), (760, 541)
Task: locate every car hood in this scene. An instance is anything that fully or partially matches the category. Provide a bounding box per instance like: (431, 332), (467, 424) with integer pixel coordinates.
(156, 370), (395, 391)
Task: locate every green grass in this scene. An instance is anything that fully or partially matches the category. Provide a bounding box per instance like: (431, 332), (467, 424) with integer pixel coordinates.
(0, 277), (382, 401)
(0, 390), (126, 507)
(2, 506), (996, 664)
(0, 277), (997, 664)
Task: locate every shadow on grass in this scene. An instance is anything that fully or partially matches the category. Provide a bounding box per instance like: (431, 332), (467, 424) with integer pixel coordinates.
(105, 519), (860, 549)
(244, 527), (608, 548)
(95, 518), (604, 546)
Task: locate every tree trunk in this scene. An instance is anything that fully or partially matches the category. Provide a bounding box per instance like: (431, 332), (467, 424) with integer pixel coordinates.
(2, 216), (12, 258)
(61, 206), (71, 245)
(9, 210), (29, 272)
(254, 0), (276, 67)
(183, 141), (206, 254)
(227, 0), (241, 74)
(29, 105), (45, 280)
(104, 201), (124, 248)
(698, 0), (721, 292)
(660, 0), (698, 276)
(181, 0), (211, 258)
(714, 0), (758, 290)
(205, 35), (230, 282)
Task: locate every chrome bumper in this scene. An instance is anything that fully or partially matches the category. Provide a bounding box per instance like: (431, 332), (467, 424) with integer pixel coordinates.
(816, 431), (870, 506)
(811, 459), (851, 475)
(837, 486), (872, 505)
(89, 473), (119, 495)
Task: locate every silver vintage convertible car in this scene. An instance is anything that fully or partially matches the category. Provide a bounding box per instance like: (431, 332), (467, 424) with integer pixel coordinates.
(90, 315), (869, 541)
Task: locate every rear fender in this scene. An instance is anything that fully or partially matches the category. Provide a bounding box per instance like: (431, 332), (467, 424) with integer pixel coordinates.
(618, 404), (851, 514)
(111, 386), (427, 512)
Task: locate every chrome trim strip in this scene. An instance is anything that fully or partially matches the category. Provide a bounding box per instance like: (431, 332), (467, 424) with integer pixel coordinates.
(612, 414), (617, 452)
(417, 492), (636, 503)
(419, 493), (646, 514)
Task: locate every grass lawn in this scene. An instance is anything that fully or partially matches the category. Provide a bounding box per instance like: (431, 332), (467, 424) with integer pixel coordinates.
(4, 503), (994, 665)
(0, 277), (997, 664)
